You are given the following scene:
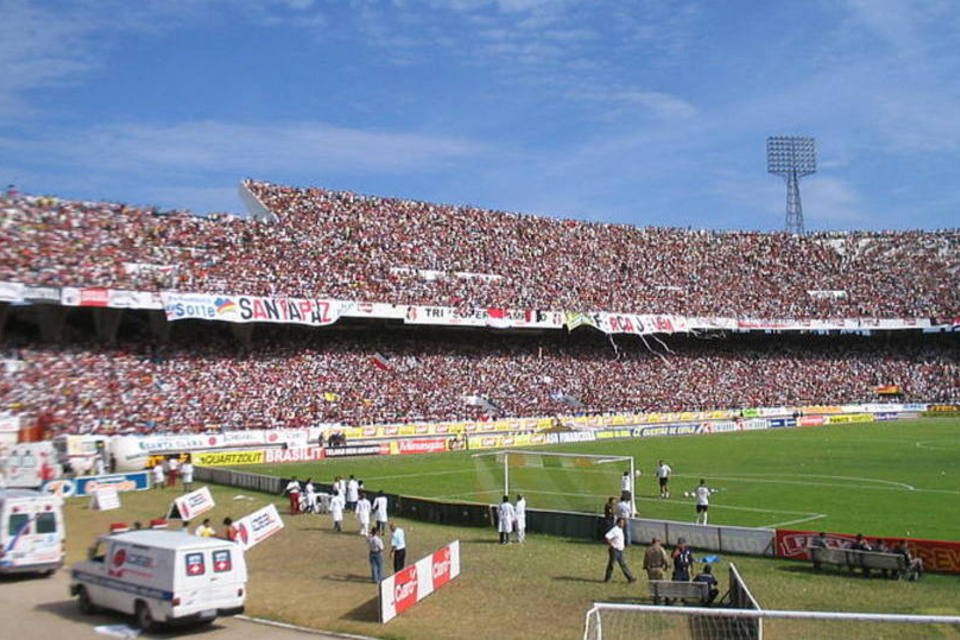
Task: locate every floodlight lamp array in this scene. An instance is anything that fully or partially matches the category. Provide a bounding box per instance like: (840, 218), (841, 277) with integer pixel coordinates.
(766, 136), (816, 177)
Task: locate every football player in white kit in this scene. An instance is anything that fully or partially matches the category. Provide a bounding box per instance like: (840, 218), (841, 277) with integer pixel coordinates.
(694, 478), (712, 524)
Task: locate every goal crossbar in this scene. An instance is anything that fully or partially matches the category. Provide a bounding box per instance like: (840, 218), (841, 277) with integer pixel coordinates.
(472, 449), (635, 516)
(471, 449), (632, 461)
(586, 602), (960, 625)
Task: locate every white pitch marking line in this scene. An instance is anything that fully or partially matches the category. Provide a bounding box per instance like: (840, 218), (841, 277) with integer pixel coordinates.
(672, 473), (917, 492)
(435, 488), (822, 520)
(914, 439), (960, 451)
(763, 513), (828, 529)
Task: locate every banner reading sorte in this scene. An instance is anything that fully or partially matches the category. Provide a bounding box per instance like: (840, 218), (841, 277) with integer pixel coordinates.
(161, 291), (346, 327)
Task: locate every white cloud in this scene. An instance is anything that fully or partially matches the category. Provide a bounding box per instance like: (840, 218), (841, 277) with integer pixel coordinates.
(611, 91), (698, 119)
(0, 120), (485, 176)
(0, 1), (99, 116)
(803, 176), (867, 226)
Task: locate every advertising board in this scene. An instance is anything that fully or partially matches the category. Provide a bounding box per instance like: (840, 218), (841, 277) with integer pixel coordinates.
(323, 443), (390, 458)
(776, 529), (960, 574)
(193, 450), (266, 466)
(73, 471), (151, 497)
(234, 503), (284, 551)
(379, 540), (460, 623)
(169, 486), (216, 520)
(264, 447), (325, 463)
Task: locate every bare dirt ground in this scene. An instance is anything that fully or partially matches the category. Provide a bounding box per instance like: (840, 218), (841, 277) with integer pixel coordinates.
(0, 569), (370, 640)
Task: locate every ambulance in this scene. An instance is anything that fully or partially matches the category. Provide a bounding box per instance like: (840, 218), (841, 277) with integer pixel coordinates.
(0, 489), (65, 575)
(70, 528), (247, 630)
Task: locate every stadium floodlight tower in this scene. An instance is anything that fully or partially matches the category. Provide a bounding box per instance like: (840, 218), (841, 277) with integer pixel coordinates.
(767, 136), (816, 235)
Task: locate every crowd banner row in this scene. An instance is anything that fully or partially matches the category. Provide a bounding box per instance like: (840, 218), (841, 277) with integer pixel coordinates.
(160, 291), (348, 326)
(0, 280), (952, 332)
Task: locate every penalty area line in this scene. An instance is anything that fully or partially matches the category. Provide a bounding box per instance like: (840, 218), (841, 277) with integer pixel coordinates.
(761, 513), (828, 529)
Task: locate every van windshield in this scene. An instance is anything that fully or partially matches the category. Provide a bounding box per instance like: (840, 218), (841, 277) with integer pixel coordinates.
(8, 513), (29, 537)
(36, 512), (57, 534)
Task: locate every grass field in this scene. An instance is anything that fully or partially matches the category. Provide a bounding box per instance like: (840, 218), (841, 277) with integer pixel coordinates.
(60, 482), (960, 640)
(235, 417), (960, 540)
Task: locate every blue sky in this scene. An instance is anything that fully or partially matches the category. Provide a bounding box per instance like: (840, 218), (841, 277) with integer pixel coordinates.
(2, 0), (958, 230)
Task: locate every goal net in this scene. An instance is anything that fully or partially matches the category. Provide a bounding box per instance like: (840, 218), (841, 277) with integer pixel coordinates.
(583, 563), (960, 640)
(472, 449), (635, 515)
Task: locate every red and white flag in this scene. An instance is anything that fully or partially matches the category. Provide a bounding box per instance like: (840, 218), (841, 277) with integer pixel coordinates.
(371, 352), (392, 371)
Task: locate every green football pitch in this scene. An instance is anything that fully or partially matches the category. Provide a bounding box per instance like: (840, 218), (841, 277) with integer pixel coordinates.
(236, 417), (960, 540)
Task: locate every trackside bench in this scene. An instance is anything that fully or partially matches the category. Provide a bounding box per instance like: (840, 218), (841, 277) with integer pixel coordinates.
(810, 546), (908, 578)
(649, 580), (711, 605)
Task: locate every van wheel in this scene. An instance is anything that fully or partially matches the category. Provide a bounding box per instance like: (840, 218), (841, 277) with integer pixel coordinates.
(135, 601), (155, 631)
(76, 587), (97, 614)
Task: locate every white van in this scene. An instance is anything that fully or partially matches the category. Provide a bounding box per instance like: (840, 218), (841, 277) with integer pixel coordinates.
(0, 489), (65, 575)
(70, 529), (247, 630)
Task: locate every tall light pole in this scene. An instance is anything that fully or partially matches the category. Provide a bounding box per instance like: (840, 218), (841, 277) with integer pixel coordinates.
(767, 136), (816, 235)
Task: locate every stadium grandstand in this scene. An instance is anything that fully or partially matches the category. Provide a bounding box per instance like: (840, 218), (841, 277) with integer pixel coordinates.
(1, 182), (958, 436)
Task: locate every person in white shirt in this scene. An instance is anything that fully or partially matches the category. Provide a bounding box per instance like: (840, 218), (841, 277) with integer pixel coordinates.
(603, 518), (637, 583)
(695, 479), (712, 525)
(329, 489), (345, 532)
(346, 475), (359, 510)
(616, 496), (633, 545)
(180, 458), (194, 492)
(334, 475), (346, 500)
(372, 491), (389, 535)
(283, 477), (302, 515)
(497, 495), (515, 545)
(167, 456), (179, 489)
(620, 470), (632, 495)
(514, 495), (527, 543)
(152, 461), (165, 489)
(304, 479), (317, 514)
(367, 530), (385, 583)
(355, 492), (372, 535)
(656, 460), (672, 499)
(389, 521), (406, 572)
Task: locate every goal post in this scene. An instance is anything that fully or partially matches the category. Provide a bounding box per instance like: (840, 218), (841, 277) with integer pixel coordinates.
(471, 449), (636, 516)
(584, 604), (960, 640)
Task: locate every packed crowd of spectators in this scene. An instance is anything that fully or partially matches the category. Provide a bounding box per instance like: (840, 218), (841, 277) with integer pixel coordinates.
(2, 181), (958, 320)
(3, 327), (956, 435)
